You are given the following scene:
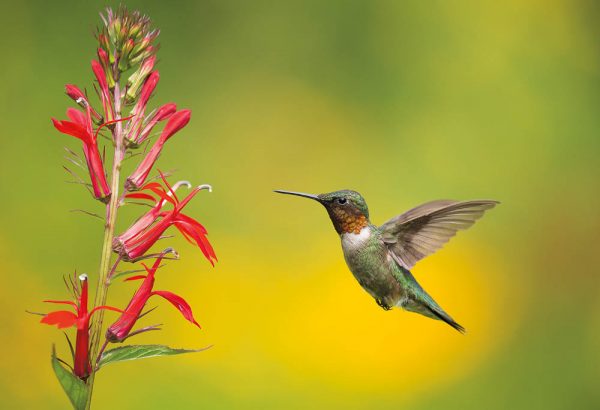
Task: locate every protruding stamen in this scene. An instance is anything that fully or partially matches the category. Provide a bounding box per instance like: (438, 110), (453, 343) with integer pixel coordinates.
(161, 247), (179, 259)
(169, 180), (192, 195)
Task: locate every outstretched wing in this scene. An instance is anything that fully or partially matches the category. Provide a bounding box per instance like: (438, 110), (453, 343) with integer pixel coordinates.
(380, 200), (499, 270)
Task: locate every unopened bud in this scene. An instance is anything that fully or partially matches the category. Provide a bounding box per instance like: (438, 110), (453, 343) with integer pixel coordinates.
(65, 84), (85, 104)
(98, 33), (110, 51)
(97, 48), (109, 68)
(65, 85), (102, 121)
(130, 23), (142, 38)
(126, 56), (156, 102)
(118, 39), (135, 72)
(106, 67), (116, 89)
(108, 19), (120, 43)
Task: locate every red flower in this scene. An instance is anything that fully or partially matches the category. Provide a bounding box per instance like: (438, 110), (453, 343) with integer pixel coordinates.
(124, 72), (176, 147)
(117, 180), (189, 246)
(64, 84), (102, 121)
(41, 274), (121, 379)
(126, 55), (156, 102)
(137, 71), (160, 111)
(91, 60), (114, 121)
(106, 254), (200, 342)
(125, 110), (191, 190)
(114, 173), (216, 265)
(52, 107), (112, 202)
(97, 47), (109, 68)
(134, 103), (177, 145)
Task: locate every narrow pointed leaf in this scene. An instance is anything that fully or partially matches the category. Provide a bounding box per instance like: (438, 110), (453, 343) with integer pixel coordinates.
(111, 267), (154, 280)
(51, 348), (89, 410)
(98, 344), (210, 369)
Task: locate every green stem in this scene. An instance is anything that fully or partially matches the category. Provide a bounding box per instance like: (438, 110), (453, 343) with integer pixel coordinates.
(85, 83), (125, 409)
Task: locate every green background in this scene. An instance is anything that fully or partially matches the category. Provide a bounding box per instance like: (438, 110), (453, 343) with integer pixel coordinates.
(1, 1), (598, 409)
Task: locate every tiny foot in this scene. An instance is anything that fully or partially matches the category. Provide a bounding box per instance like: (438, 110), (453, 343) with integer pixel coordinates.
(376, 298), (392, 311)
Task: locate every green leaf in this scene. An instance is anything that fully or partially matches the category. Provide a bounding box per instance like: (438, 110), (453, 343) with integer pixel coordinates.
(51, 346), (89, 410)
(111, 264), (165, 280)
(110, 268), (148, 280)
(98, 344), (210, 369)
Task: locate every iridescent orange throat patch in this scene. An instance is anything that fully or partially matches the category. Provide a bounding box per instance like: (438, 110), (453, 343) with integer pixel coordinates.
(329, 207), (369, 234)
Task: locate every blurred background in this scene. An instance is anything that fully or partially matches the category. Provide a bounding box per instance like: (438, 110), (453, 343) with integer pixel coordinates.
(0, 0), (598, 408)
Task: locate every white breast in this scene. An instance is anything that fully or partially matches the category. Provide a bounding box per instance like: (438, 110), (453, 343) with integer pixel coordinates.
(341, 226), (372, 252)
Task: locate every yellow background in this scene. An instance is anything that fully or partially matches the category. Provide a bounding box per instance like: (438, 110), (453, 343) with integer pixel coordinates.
(0, 1), (598, 408)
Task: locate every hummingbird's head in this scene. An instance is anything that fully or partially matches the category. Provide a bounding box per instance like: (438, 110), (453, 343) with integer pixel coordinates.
(274, 189), (370, 235)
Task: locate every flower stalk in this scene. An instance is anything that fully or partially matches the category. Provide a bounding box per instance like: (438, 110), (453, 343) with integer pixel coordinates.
(85, 82), (125, 408)
(39, 7), (216, 409)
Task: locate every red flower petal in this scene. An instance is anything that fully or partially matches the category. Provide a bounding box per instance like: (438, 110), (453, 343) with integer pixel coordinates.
(125, 275), (148, 281)
(65, 84), (85, 101)
(136, 180), (175, 204)
(40, 310), (78, 329)
(89, 305), (125, 317)
(160, 109), (191, 141)
(51, 118), (90, 143)
(174, 215), (217, 265)
(66, 108), (87, 125)
(176, 223), (196, 245)
(152, 290), (200, 327)
(126, 192), (156, 201)
(137, 71), (160, 109)
(176, 213), (208, 234)
(154, 103), (177, 121)
(141, 182), (164, 190)
(158, 171), (179, 203)
(145, 185), (176, 205)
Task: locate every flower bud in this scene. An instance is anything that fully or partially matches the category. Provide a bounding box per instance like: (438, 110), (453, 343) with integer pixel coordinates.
(97, 47), (109, 68)
(126, 56), (156, 103)
(65, 84), (86, 105)
(135, 103), (177, 144)
(97, 7), (157, 76)
(65, 85), (102, 121)
(118, 38), (135, 72)
(98, 33), (110, 52)
(108, 19), (120, 44)
(126, 110), (191, 189)
(92, 60), (114, 121)
(129, 22), (142, 39)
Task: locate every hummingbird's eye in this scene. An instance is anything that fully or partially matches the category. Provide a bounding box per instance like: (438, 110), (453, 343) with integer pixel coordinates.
(337, 197), (347, 205)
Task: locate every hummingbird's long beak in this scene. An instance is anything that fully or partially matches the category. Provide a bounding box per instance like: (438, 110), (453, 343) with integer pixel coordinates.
(274, 190), (321, 201)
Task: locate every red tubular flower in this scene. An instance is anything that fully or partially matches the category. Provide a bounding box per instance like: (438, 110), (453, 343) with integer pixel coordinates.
(126, 55), (156, 102)
(114, 174), (216, 265)
(52, 107), (112, 202)
(98, 34), (110, 54)
(97, 47), (109, 67)
(125, 71), (161, 146)
(65, 84), (85, 102)
(91, 60), (114, 121)
(137, 71), (159, 110)
(106, 254), (199, 342)
(118, 180), (191, 245)
(135, 103), (177, 144)
(40, 274), (121, 379)
(140, 55), (156, 73)
(125, 110), (191, 190)
(65, 84), (102, 121)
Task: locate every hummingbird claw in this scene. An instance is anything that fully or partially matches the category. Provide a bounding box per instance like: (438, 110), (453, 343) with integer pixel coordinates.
(376, 298), (392, 311)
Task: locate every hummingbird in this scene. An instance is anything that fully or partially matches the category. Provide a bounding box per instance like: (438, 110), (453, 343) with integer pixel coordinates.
(274, 189), (499, 333)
